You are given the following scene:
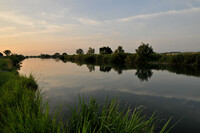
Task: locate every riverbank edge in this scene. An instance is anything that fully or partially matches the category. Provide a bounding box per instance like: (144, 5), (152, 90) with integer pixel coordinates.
(0, 57), (64, 132)
(27, 51), (200, 67)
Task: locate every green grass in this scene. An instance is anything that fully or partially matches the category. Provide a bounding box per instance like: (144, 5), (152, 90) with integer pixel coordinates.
(0, 73), (64, 133)
(0, 58), (13, 71)
(66, 96), (173, 133)
(0, 57), (64, 133)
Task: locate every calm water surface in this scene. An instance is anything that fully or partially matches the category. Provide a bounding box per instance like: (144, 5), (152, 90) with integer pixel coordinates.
(19, 58), (200, 133)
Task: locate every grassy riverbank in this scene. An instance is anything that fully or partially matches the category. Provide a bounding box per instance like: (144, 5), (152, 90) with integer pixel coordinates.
(0, 56), (174, 133)
(0, 57), (64, 132)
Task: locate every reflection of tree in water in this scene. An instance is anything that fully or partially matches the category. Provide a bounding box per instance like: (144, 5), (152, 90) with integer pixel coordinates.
(54, 58), (60, 62)
(112, 67), (122, 74)
(135, 69), (153, 82)
(99, 65), (112, 72)
(76, 62), (83, 66)
(112, 64), (125, 75)
(61, 59), (67, 63)
(87, 65), (95, 72)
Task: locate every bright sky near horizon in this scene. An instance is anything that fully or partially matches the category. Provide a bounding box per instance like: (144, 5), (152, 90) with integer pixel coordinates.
(0, 0), (200, 55)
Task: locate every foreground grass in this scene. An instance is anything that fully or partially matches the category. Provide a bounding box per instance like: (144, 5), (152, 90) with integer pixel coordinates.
(0, 72), (64, 132)
(0, 58), (64, 132)
(66, 97), (173, 133)
(0, 57), (174, 133)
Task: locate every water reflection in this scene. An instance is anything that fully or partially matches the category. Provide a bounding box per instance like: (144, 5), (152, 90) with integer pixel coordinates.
(81, 62), (200, 80)
(135, 68), (153, 82)
(99, 65), (112, 73)
(87, 65), (95, 72)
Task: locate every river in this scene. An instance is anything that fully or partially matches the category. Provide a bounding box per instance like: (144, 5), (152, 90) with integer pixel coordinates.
(19, 58), (200, 133)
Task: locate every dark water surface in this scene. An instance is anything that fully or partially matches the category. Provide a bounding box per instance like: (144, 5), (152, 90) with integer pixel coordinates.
(19, 58), (200, 133)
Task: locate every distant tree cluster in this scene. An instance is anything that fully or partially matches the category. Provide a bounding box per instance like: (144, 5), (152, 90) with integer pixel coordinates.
(74, 46), (124, 55)
(99, 47), (113, 54)
(38, 52), (67, 59)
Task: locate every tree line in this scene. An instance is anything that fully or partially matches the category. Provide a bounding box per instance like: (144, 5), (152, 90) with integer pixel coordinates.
(69, 43), (200, 66)
(10, 42), (199, 66)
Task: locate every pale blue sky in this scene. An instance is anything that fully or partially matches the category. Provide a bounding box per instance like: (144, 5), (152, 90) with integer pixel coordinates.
(0, 0), (200, 55)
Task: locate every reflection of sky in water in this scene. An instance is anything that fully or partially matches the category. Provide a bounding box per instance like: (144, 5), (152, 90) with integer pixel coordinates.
(19, 58), (200, 133)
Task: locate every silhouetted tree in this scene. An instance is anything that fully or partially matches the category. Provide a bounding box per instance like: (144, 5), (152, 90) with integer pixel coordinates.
(40, 54), (51, 58)
(52, 53), (61, 58)
(99, 47), (113, 54)
(87, 47), (95, 54)
(4, 50), (11, 56)
(62, 53), (67, 56)
(114, 46), (124, 53)
(76, 49), (84, 55)
(0, 52), (3, 57)
(135, 43), (154, 63)
(60, 53), (67, 60)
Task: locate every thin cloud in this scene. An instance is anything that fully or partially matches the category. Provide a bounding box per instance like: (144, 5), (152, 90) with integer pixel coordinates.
(0, 24), (79, 38)
(0, 10), (80, 38)
(118, 7), (200, 22)
(77, 18), (102, 25)
(0, 27), (16, 32)
(0, 11), (34, 26)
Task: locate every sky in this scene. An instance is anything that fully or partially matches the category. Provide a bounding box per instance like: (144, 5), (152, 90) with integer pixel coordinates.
(0, 0), (200, 55)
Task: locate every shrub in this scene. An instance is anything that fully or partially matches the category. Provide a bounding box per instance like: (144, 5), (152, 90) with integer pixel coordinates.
(125, 54), (137, 64)
(110, 53), (126, 64)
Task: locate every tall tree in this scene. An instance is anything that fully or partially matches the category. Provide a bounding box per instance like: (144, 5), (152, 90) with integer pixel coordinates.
(135, 43), (154, 63)
(4, 50), (11, 56)
(87, 47), (95, 54)
(76, 49), (84, 55)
